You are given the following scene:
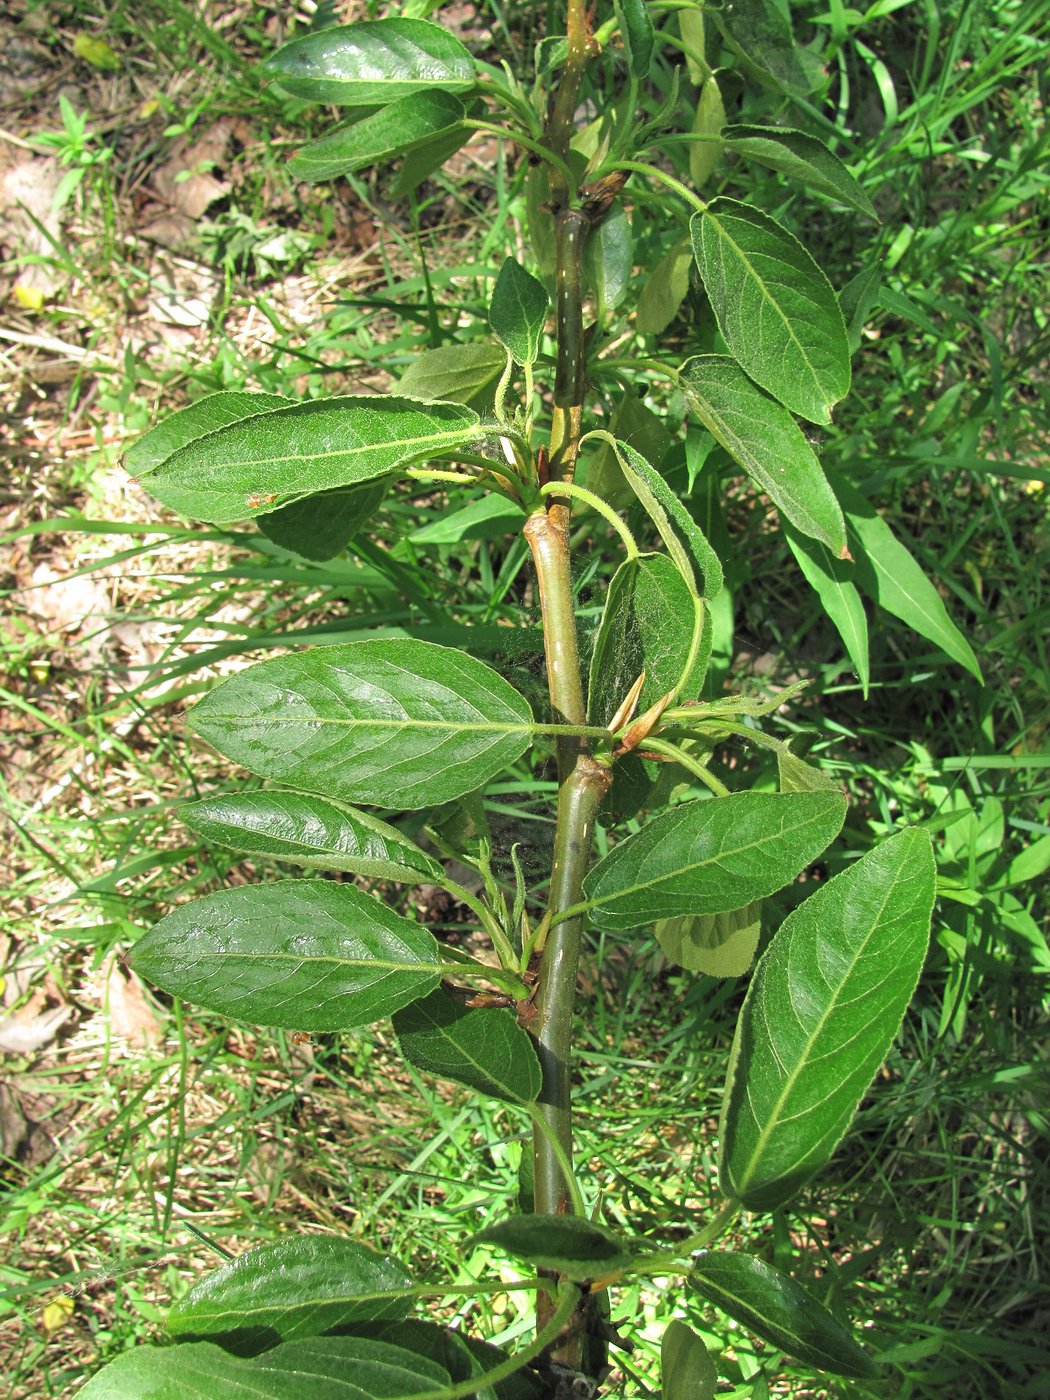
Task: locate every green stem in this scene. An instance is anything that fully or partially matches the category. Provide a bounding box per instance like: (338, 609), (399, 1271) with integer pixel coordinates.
(605, 158), (707, 212)
(629, 1198), (741, 1276)
(638, 738), (731, 795)
(540, 481), (640, 558)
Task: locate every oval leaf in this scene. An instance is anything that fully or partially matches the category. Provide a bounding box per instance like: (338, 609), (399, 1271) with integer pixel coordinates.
(654, 900), (762, 977)
(489, 257), (550, 366)
(398, 343), (509, 408)
(723, 126), (878, 222)
(124, 391), (292, 477)
(689, 78), (725, 189)
(691, 201), (850, 424)
(720, 828), (936, 1211)
(690, 1251), (878, 1379)
(662, 1320), (718, 1400)
(469, 1215), (633, 1282)
(614, 0), (655, 76)
(711, 0), (818, 97)
(783, 522), (869, 694)
(288, 91), (467, 183)
(259, 480), (387, 560)
(636, 238), (693, 336)
(132, 880), (444, 1031)
(141, 395), (480, 524)
(583, 199), (632, 318)
(180, 790), (442, 883)
(263, 19), (476, 105)
(188, 639), (534, 810)
(393, 989), (541, 1104)
(680, 356), (847, 555)
(581, 791), (846, 931)
(612, 439), (723, 599)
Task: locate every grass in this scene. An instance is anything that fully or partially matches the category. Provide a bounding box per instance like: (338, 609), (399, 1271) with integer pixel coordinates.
(1, 0), (1048, 1396)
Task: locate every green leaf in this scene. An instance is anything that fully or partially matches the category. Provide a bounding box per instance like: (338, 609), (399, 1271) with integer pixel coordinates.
(722, 126), (878, 222)
(73, 33), (122, 72)
(636, 238), (693, 336)
(391, 118), (476, 197)
(711, 0), (819, 97)
(783, 522), (869, 693)
(258, 480), (387, 560)
(678, 7), (707, 85)
(263, 19), (476, 105)
(836, 481), (981, 678)
(720, 828), (936, 1211)
(662, 1319), (718, 1400)
(124, 391), (291, 477)
(180, 790), (442, 882)
(411, 493), (526, 544)
(776, 749), (842, 795)
(839, 265), (881, 356)
(588, 553), (705, 725)
(189, 639), (534, 810)
(287, 91), (467, 182)
(680, 356), (847, 554)
(690, 1252), (878, 1379)
(615, 0), (655, 76)
(612, 439), (723, 599)
(133, 880), (444, 1031)
(139, 395), (480, 525)
(581, 389), (672, 507)
(689, 78), (725, 189)
(654, 900), (762, 977)
(168, 1236), (415, 1343)
(583, 200), (632, 318)
(489, 258), (550, 366)
(393, 989), (541, 1104)
(469, 1215), (633, 1282)
(398, 344), (509, 408)
(690, 201), (850, 424)
(581, 791), (846, 931)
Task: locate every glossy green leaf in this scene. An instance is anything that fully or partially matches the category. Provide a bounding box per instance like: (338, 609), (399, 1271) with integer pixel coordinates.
(837, 481), (981, 678)
(636, 238), (693, 336)
(188, 639), (534, 809)
(612, 439), (723, 599)
(711, 0), (818, 97)
(581, 791), (846, 930)
(723, 126), (878, 222)
(662, 1319), (718, 1400)
(720, 828), (936, 1210)
(398, 344), (509, 408)
(124, 391), (291, 477)
(588, 553), (705, 725)
(783, 522), (869, 694)
(140, 395), (480, 524)
(690, 1252), (878, 1379)
(489, 258), (550, 366)
(615, 0), (655, 76)
(180, 790), (442, 882)
(168, 1236), (415, 1343)
(690, 201), (850, 424)
(411, 493), (525, 544)
(287, 91), (467, 182)
(680, 357), (847, 554)
(263, 19), (476, 105)
(654, 900), (762, 977)
(77, 1337), (447, 1400)
(393, 989), (541, 1104)
(583, 200), (632, 318)
(469, 1214), (633, 1282)
(258, 480), (387, 560)
(689, 78), (725, 189)
(132, 880), (444, 1031)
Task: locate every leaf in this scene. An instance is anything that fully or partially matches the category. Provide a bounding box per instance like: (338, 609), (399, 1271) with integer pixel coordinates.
(582, 389), (672, 507)
(124, 391), (291, 477)
(836, 481), (981, 678)
(139, 395), (480, 525)
(410, 493), (525, 545)
(469, 1215), (633, 1282)
(581, 791), (846, 931)
(132, 880), (444, 1031)
(180, 790), (442, 882)
(189, 639), (533, 810)
(720, 828), (936, 1211)
(258, 480), (387, 560)
(391, 117), (476, 197)
(839, 265), (881, 355)
(776, 749), (842, 796)
(690, 201), (850, 424)
(168, 1236), (415, 1344)
(690, 1252), (878, 1379)
(392, 989), (541, 1104)
(678, 7), (707, 85)
(489, 258), (550, 366)
(615, 0), (655, 76)
(583, 200), (632, 318)
(654, 900), (762, 977)
(783, 522), (869, 693)
(263, 19), (477, 105)
(680, 357), (847, 554)
(662, 1319), (718, 1400)
(73, 33), (121, 71)
(711, 0), (818, 97)
(588, 553), (705, 725)
(287, 91), (468, 183)
(636, 238), (693, 336)
(689, 78), (725, 189)
(398, 343), (509, 409)
(612, 439), (723, 599)
(722, 126), (878, 222)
